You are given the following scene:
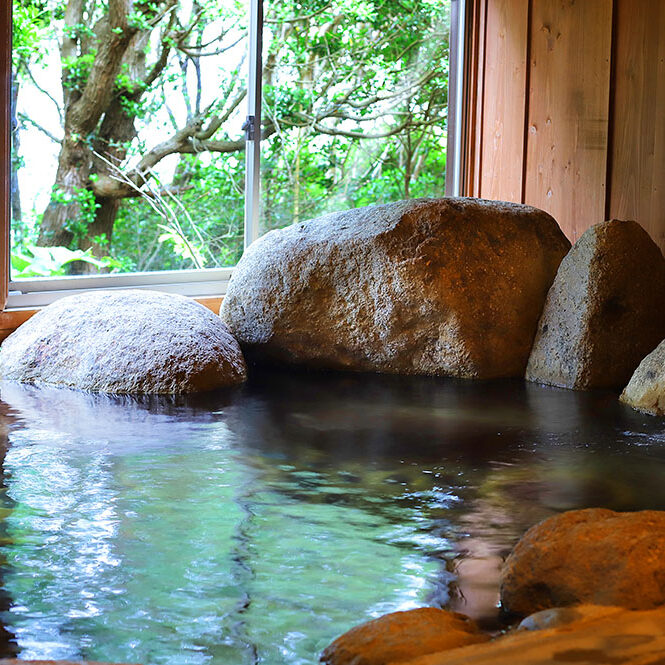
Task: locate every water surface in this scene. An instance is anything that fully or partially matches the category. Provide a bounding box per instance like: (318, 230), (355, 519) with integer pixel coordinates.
(0, 370), (663, 663)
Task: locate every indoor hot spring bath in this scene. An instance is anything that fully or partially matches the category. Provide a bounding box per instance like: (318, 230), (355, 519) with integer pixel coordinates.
(0, 369), (663, 664)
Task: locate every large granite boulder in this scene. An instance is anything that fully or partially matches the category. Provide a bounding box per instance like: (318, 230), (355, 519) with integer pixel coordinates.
(620, 340), (665, 415)
(320, 607), (488, 665)
(221, 198), (570, 378)
(500, 508), (665, 617)
(0, 290), (246, 393)
(526, 219), (665, 390)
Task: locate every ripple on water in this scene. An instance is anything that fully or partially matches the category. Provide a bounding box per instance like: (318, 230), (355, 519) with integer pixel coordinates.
(0, 372), (662, 662)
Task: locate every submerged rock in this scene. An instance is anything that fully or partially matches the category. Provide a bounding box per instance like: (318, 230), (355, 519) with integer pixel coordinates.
(526, 219), (665, 390)
(320, 607), (488, 665)
(500, 508), (665, 617)
(620, 340), (665, 415)
(222, 198), (569, 379)
(0, 290), (246, 394)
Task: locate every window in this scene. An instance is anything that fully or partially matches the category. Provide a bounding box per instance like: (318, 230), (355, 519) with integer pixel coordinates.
(2, 0), (464, 312)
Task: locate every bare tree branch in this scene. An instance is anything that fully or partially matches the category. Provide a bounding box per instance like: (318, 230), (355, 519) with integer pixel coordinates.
(18, 113), (63, 144)
(21, 63), (63, 123)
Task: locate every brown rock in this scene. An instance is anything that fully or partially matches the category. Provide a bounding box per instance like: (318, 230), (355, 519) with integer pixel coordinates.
(0, 290), (246, 393)
(620, 340), (665, 415)
(517, 604), (618, 631)
(395, 605), (665, 665)
(222, 198), (569, 379)
(526, 219), (665, 390)
(500, 508), (665, 617)
(320, 607), (488, 665)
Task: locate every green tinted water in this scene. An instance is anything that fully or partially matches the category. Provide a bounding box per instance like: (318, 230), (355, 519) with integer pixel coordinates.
(0, 370), (664, 663)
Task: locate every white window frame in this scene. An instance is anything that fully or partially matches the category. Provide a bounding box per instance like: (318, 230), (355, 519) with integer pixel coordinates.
(5, 0), (463, 311)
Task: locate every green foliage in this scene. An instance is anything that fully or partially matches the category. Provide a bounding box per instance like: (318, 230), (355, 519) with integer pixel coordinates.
(112, 155), (245, 272)
(11, 243), (120, 277)
(50, 186), (101, 241)
(62, 52), (97, 90)
(11, 0), (55, 66)
(13, 0), (451, 276)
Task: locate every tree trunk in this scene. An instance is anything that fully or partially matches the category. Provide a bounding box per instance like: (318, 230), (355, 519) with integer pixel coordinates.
(37, 134), (91, 248)
(37, 3), (139, 266)
(67, 197), (120, 275)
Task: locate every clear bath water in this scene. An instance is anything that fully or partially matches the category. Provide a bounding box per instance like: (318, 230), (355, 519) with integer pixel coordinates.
(0, 369), (664, 664)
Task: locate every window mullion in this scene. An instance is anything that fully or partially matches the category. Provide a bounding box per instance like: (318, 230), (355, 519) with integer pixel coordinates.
(243, 0), (264, 249)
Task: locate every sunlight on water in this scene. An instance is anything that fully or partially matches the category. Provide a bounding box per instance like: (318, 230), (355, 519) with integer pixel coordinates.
(0, 371), (663, 663)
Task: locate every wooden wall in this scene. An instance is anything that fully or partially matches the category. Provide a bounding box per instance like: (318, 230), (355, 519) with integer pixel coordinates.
(466, 0), (665, 252)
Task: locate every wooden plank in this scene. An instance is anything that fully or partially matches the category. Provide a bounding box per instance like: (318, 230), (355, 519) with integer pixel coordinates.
(462, 0), (487, 196)
(0, 295), (225, 342)
(524, 0), (613, 243)
(480, 0), (530, 202)
(0, 2), (11, 311)
(608, 0), (665, 253)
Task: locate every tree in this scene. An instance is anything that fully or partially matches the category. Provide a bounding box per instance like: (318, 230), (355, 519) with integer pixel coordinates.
(13, 0), (450, 273)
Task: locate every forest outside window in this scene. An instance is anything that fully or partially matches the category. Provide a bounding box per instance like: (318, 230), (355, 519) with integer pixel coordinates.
(6, 0), (455, 308)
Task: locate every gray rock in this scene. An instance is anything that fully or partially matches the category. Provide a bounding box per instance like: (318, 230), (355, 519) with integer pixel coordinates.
(620, 339), (665, 415)
(526, 219), (665, 390)
(500, 508), (665, 617)
(0, 290), (246, 394)
(221, 198), (569, 379)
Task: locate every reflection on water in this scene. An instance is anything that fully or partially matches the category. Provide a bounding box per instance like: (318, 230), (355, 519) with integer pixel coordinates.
(0, 371), (663, 663)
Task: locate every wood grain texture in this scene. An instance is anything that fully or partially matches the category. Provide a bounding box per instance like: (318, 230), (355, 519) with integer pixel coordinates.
(480, 0), (530, 202)
(462, 0), (487, 196)
(0, 2), (10, 311)
(608, 0), (665, 252)
(524, 0), (613, 242)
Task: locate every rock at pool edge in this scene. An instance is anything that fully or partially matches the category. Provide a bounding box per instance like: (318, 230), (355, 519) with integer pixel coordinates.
(320, 607), (489, 665)
(500, 508), (665, 617)
(620, 339), (665, 415)
(0, 290), (247, 393)
(526, 219), (665, 390)
(222, 197), (570, 379)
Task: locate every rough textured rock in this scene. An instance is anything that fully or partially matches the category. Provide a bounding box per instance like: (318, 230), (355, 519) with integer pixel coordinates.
(526, 219), (665, 390)
(500, 508), (665, 617)
(620, 340), (665, 415)
(222, 197), (570, 379)
(396, 606), (665, 665)
(0, 290), (246, 393)
(517, 604), (617, 632)
(320, 607), (488, 665)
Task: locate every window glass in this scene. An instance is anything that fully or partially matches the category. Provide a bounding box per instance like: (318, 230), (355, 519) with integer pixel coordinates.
(259, 0), (451, 235)
(11, 0), (248, 278)
(10, 0), (452, 284)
